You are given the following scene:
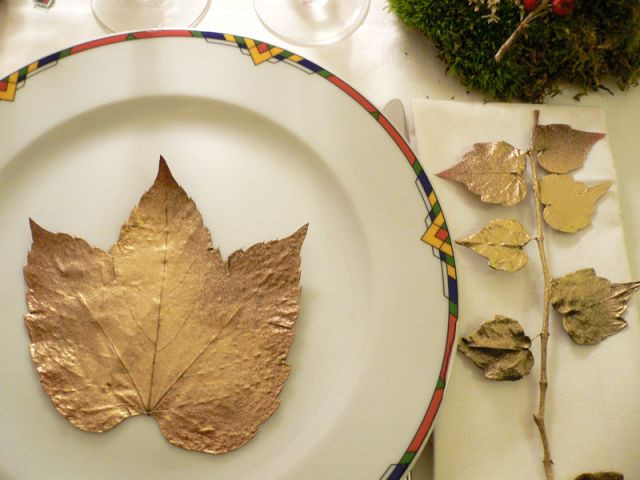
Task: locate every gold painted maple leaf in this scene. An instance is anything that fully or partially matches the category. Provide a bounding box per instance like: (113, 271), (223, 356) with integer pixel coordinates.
(24, 158), (307, 454)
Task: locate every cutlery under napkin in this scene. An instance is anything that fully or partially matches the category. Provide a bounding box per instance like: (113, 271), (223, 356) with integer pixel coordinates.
(411, 100), (640, 479)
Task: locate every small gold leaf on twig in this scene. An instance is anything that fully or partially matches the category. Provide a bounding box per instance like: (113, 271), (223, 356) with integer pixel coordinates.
(575, 473), (624, 480)
(550, 269), (640, 345)
(458, 315), (534, 381)
(540, 174), (611, 233)
(437, 141), (527, 206)
(533, 124), (606, 174)
(456, 218), (531, 272)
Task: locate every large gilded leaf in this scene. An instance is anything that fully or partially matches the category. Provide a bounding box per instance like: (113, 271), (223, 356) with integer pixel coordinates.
(24, 158), (307, 454)
(458, 315), (534, 381)
(550, 269), (640, 345)
(456, 218), (531, 272)
(575, 473), (624, 480)
(437, 141), (527, 206)
(533, 124), (606, 174)
(540, 174), (611, 233)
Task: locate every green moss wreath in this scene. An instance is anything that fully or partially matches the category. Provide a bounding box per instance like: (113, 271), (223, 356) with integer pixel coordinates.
(388, 0), (640, 102)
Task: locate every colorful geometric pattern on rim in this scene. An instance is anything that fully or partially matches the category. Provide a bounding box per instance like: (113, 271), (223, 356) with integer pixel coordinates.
(0, 30), (458, 479)
(0, 31), (330, 102)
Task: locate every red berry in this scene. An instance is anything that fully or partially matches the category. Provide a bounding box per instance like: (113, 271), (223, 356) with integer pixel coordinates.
(523, 0), (541, 13)
(552, 0), (573, 16)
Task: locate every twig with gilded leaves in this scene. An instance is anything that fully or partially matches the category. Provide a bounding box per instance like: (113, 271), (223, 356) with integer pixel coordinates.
(438, 106), (638, 480)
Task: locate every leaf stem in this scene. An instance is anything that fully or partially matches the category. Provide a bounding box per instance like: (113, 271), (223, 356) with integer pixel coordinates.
(530, 109), (554, 480)
(495, 1), (550, 63)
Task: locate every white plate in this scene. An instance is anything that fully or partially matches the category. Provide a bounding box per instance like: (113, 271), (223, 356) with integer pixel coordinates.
(0, 31), (457, 480)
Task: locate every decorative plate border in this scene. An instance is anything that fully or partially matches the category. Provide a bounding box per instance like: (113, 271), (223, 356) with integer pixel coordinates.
(0, 30), (458, 480)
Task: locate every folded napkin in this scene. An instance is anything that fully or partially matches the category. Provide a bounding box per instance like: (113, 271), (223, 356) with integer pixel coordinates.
(411, 100), (640, 480)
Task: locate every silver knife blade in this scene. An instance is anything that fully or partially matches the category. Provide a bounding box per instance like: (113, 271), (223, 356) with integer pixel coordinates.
(381, 98), (409, 142)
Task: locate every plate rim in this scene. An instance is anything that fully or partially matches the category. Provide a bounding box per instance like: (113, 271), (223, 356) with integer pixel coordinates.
(0, 29), (458, 479)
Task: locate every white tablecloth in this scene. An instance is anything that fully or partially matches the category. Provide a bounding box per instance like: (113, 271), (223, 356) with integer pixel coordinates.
(2, 1), (638, 478)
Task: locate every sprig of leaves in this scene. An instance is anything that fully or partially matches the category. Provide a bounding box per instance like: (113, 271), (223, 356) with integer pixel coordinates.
(438, 113), (638, 479)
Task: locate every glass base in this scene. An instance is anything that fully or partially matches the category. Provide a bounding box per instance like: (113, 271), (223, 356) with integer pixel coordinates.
(92, 0), (210, 32)
(254, 0), (370, 47)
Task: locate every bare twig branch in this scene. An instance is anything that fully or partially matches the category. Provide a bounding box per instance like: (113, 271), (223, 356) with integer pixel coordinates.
(495, 1), (550, 62)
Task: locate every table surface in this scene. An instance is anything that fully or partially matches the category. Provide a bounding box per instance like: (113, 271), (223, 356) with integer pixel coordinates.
(1, 1), (638, 478)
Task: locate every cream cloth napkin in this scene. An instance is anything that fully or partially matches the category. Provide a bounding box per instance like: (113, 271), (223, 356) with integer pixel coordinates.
(412, 100), (640, 480)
